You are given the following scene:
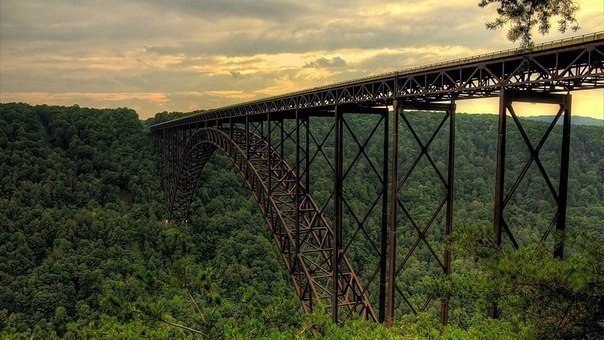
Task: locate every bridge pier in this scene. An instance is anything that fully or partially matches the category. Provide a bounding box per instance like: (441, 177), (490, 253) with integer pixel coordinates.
(386, 101), (456, 326)
(333, 106), (343, 323)
(379, 105), (390, 324)
(490, 89), (572, 318)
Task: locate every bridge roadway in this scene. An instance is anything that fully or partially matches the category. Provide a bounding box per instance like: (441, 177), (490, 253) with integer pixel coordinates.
(151, 31), (603, 131)
(151, 32), (604, 326)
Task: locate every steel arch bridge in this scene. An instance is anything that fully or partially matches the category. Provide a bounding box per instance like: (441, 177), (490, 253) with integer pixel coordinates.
(151, 32), (604, 325)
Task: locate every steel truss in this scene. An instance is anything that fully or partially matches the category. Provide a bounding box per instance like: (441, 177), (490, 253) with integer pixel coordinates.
(490, 89), (572, 318)
(386, 101), (456, 326)
(151, 33), (604, 327)
(156, 118), (379, 321)
(151, 33), (602, 130)
(153, 89), (575, 325)
(332, 106), (389, 323)
(241, 105), (391, 323)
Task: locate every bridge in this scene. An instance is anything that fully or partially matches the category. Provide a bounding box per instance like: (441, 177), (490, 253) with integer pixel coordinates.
(150, 32), (604, 325)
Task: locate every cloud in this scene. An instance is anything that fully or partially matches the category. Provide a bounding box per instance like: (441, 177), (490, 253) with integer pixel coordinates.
(141, 0), (306, 21)
(229, 71), (246, 79)
(1, 0), (602, 118)
(304, 57), (347, 68)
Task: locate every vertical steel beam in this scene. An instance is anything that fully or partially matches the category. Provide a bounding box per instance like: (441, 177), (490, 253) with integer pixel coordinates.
(268, 114), (272, 195)
(295, 110), (313, 312)
(554, 95), (571, 258)
(493, 91), (507, 250)
(304, 113), (313, 312)
(305, 115), (310, 192)
(379, 109), (389, 323)
(490, 91), (507, 318)
(386, 100), (400, 326)
(229, 118), (233, 139)
(295, 110), (302, 284)
(384, 101), (456, 325)
(280, 119), (285, 161)
(490, 90), (572, 316)
(295, 110), (300, 248)
(441, 103), (456, 326)
(303, 113), (312, 313)
(245, 115), (250, 159)
(332, 105), (344, 323)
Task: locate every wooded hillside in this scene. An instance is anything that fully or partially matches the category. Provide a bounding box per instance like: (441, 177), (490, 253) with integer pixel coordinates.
(0, 103), (601, 338)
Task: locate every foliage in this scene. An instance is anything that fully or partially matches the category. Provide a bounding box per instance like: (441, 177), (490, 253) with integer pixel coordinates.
(479, 0), (580, 47)
(145, 110), (203, 127)
(0, 103), (298, 338)
(1, 103), (602, 338)
(449, 223), (604, 338)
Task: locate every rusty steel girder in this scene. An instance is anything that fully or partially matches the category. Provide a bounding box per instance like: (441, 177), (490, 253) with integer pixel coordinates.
(149, 32), (604, 327)
(158, 126), (376, 320)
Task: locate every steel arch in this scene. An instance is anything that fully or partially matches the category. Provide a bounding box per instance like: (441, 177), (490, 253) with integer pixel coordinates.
(167, 127), (376, 320)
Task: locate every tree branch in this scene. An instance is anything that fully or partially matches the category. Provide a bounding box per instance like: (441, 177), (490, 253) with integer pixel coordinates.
(185, 287), (207, 323)
(134, 308), (207, 338)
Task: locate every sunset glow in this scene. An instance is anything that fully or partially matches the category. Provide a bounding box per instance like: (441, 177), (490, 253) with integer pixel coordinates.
(1, 0), (602, 118)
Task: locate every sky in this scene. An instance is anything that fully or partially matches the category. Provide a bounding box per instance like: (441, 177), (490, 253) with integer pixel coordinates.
(1, 0), (603, 119)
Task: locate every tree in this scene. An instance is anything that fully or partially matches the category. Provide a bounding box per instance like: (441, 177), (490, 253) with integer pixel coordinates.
(479, 0), (580, 47)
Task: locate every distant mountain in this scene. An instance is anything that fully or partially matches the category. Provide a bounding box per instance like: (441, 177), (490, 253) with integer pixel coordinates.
(525, 115), (604, 126)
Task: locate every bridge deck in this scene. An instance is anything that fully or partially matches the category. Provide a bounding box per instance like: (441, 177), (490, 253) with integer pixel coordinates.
(151, 32), (603, 131)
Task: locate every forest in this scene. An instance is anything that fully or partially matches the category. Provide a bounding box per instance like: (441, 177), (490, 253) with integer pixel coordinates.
(0, 102), (602, 338)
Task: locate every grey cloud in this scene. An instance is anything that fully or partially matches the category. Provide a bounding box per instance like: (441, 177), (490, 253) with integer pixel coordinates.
(1, 1), (189, 45)
(229, 71), (246, 79)
(136, 59), (153, 68)
(140, 0), (307, 21)
(304, 56), (347, 68)
(6, 0), (596, 118)
(147, 5), (500, 57)
(354, 52), (412, 73)
(1, 0), (500, 59)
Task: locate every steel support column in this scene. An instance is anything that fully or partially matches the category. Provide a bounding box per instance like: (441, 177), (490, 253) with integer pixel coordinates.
(245, 115), (250, 159)
(295, 112), (301, 199)
(386, 100), (456, 326)
(305, 116), (310, 191)
(297, 111), (314, 312)
(379, 108), (389, 323)
(229, 118), (234, 139)
(491, 89), (572, 318)
(490, 90), (511, 319)
(555, 95), (572, 258)
(441, 104), (456, 326)
(280, 119), (285, 161)
(332, 105), (344, 323)
(492, 91), (507, 257)
(267, 114), (272, 195)
(386, 100), (400, 326)
(295, 110), (302, 293)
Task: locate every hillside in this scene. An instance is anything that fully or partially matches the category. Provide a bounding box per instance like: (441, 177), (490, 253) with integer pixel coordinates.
(0, 103), (602, 338)
(525, 115), (604, 126)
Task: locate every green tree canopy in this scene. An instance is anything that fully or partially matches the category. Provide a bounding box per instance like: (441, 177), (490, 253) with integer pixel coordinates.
(479, 0), (580, 47)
